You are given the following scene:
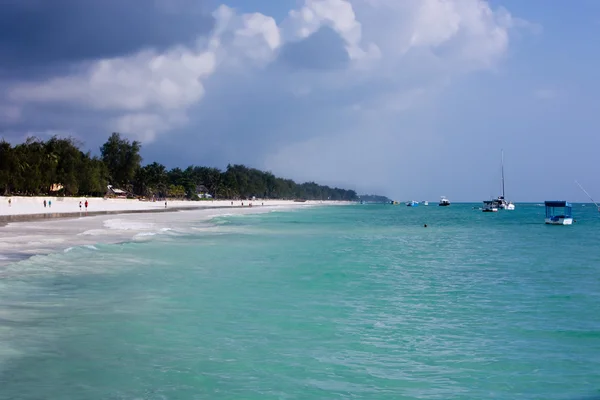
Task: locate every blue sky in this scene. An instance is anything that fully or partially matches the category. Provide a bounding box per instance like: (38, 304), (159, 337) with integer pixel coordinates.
(1, 0), (599, 201)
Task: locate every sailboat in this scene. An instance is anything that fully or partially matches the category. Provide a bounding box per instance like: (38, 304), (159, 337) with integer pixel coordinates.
(575, 181), (600, 212)
(493, 150), (515, 210)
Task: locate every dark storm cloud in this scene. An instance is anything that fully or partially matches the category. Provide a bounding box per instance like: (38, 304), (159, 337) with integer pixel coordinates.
(0, 0), (214, 75)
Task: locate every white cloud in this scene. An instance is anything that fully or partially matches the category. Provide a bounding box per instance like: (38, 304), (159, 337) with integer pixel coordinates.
(10, 48), (216, 111)
(212, 5), (281, 66)
(408, 0), (462, 47)
(282, 0), (371, 60)
(352, 0), (514, 71)
(5, 0), (528, 146)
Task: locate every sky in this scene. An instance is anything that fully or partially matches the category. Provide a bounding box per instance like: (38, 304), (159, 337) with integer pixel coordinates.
(1, 0), (599, 202)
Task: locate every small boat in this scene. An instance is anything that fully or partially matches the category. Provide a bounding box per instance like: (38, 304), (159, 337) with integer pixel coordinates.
(422, 201), (429, 206)
(482, 200), (498, 212)
(544, 201), (573, 225)
(406, 200), (419, 207)
(439, 196), (450, 206)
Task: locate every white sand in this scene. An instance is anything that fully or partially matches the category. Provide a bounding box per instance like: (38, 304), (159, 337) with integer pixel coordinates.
(0, 196), (351, 268)
(0, 196), (332, 216)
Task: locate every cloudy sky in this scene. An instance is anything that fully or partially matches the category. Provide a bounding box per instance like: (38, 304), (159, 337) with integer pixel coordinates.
(1, 0), (599, 201)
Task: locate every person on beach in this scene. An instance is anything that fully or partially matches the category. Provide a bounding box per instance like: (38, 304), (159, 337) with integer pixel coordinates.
(79, 201), (82, 211)
(85, 200), (88, 210)
(43, 200), (47, 208)
(8, 198), (11, 207)
(48, 200), (51, 208)
(165, 201), (167, 208)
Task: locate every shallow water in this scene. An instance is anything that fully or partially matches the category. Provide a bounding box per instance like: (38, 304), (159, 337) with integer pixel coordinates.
(1, 204), (599, 399)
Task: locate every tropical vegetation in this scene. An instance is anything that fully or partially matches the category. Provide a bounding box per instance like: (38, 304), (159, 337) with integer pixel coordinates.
(358, 194), (392, 203)
(0, 133), (358, 201)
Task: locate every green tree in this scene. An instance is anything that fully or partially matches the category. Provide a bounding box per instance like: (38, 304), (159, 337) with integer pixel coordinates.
(0, 133), (361, 202)
(12, 138), (50, 195)
(45, 136), (82, 195)
(100, 132), (142, 187)
(135, 162), (168, 198)
(167, 184), (186, 199)
(79, 155), (109, 196)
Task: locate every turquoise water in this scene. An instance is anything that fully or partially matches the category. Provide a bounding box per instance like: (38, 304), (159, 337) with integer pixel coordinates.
(1, 204), (599, 399)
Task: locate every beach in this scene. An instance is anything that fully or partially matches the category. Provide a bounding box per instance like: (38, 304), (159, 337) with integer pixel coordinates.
(0, 196), (348, 267)
(0, 196), (331, 217)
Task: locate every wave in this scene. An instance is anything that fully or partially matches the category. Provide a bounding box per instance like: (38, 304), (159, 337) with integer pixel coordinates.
(134, 232), (157, 238)
(103, 219), (155, 231)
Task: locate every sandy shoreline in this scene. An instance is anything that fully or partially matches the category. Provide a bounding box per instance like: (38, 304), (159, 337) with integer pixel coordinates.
(0, 196), (347, 225)
(0, 196), (320, 216)
(0, 204), (260, 227)
(0, 197), (351, 268)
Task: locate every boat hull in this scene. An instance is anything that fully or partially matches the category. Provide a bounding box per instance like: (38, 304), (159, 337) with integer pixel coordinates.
(496, 200), (515, 210)
(545, 217), (573, 225)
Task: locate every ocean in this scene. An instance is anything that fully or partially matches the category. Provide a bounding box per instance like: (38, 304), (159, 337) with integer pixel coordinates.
(1, 204), (599, 399)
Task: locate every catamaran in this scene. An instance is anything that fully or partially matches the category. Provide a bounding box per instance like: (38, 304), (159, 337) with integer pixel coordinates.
(491, 150), (515, 210)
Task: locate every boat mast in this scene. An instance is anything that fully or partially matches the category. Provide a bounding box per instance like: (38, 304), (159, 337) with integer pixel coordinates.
(575, 180), (600, 210)
(501, 149), (505, 199)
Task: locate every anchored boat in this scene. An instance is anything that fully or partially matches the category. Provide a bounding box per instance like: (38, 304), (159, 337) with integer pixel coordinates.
(482, 200), (498, 212)
(439, 196), (450, 206)
(487, 150), (515, 210)
(544, 201), (573, 225)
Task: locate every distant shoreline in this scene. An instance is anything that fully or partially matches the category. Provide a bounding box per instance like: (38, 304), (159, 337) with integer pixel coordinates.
(0, 205), (228, 227)
(0, 196), (351, 228)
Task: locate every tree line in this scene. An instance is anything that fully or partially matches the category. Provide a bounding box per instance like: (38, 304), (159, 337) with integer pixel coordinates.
(358, 194), (391, 203)
(0, 133), (358, 201)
